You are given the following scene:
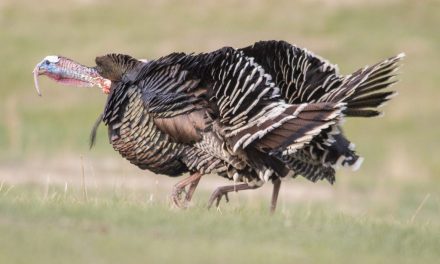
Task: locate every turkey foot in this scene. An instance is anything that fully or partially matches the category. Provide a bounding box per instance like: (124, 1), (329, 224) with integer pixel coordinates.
(207, 183), (259, 209)
(171, 172), (202, 208)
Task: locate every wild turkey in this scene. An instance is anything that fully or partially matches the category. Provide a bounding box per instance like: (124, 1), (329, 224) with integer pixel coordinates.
(33, 40), (404, 212)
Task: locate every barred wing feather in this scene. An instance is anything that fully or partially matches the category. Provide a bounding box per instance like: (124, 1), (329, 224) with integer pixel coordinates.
(204, 49), (345, 155)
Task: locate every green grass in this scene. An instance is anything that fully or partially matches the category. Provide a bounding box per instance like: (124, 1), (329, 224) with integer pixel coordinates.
(0, 185), (439, 264)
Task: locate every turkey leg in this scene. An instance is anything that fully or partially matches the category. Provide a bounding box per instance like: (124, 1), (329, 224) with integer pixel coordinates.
(207, 183), (260, 209)
(208, 178), (282, 213)
(171, 172), (202, 208)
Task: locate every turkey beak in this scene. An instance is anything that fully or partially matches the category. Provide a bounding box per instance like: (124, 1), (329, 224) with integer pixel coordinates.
(33, 61), (45, 96)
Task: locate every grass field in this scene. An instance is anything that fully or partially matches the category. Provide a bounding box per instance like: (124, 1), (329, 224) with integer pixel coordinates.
(1, 184), (439, 264)
(1, 0), (439, 263)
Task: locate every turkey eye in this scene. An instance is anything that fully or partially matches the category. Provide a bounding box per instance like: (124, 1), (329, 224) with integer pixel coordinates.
(45, 60), (50, 65)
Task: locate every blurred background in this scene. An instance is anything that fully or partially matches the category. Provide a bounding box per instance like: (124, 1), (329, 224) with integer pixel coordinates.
(0, 0), (439, 263)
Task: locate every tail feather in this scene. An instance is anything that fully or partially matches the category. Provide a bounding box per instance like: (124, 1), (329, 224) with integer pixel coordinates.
(353, 79), (397, 98)
(344, 53), (404, 117)
(347, 91), (396, 109)
(319, 53), (404, 117)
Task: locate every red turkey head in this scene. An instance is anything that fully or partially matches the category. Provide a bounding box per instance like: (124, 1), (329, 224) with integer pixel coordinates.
(33, 55), (112, 96)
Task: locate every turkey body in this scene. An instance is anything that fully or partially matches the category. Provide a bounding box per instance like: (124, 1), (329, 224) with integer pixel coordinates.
(99, 44), (336, 184)
(92, 40), (403, 208)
